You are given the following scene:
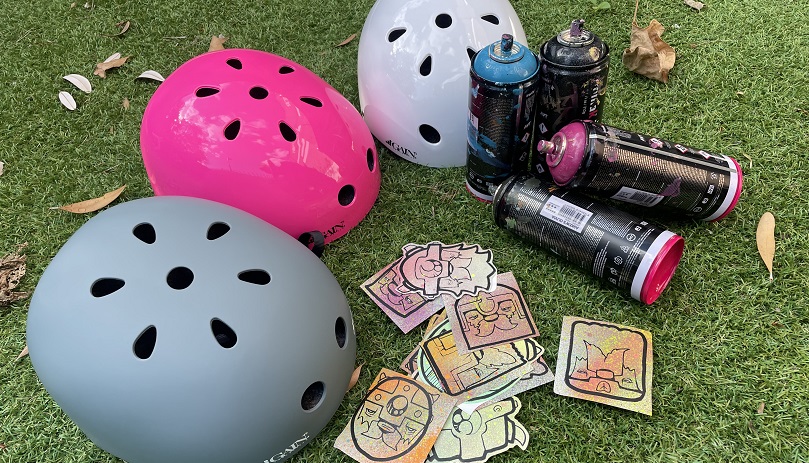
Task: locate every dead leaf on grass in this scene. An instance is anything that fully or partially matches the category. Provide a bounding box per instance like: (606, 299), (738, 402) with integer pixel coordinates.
(51, 185), (126, 213)
(756, 402), (765, 414)
(136, 70), (165, 82)
(622, 0), (676, 83)
(0, 243), (29, 306)
(209, 35), (228, 52)
(0, 161), (4, 176)
(103, 20), (131, 37)
(94, 55), (130, 78)
(347, 363), (364, 392)
(122, 97), (130, 109)
(63, 74), (92, 93)
(335, 33), (357, 47)
(756, 212), (775, 280)
(16, 345), (29, 361)
(684, 0), (705, 10)
(58, 91), (77, 110)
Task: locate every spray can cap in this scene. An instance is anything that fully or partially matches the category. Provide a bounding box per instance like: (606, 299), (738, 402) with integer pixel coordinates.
(541, 19), (609, 68)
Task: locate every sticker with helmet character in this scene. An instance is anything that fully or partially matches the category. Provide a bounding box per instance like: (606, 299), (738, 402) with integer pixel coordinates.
(398, 242), (497, 299)
(335, 368), (456, 463)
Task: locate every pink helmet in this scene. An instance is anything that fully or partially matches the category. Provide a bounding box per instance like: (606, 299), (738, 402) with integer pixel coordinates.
(140, 49), (381, 244)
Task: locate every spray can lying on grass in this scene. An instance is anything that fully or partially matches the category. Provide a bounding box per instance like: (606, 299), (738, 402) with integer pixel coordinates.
(492, 175), (684, 304)
(536, 121), (744, 221)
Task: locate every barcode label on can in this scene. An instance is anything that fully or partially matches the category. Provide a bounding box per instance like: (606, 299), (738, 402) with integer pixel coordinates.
(540, 196), (593, 233)
(610, 186), (665, 207)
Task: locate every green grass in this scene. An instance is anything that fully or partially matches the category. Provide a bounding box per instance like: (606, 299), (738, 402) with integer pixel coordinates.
(1, 0), (808, 462)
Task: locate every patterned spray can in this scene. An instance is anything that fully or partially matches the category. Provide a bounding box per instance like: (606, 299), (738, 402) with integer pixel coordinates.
(466, 34), (540, 202)
(492, 175), (684, 304)
(536, 121), (744, 221)
(532, 19), (609, 178)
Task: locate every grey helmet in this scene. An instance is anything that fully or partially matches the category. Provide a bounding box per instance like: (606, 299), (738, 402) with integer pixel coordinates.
(26, 196), (356, 463)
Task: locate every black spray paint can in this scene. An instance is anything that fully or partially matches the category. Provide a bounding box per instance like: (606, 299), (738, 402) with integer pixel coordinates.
(466, 34), (540, 202)
(536, 121), (744, 221)
(492, 175), (684, 304)
(532, 19), (609, 178)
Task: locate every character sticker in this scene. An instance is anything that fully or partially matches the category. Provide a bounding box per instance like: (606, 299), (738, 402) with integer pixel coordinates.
(553, 316), (653, 415)
(426, 397), (529, 463)
(443, 272), (538, 354)
(417, 319), (541, 402)
(335, 368), (456, 463)
(362, 257), (445, 333)
(398, 242), (497, 299)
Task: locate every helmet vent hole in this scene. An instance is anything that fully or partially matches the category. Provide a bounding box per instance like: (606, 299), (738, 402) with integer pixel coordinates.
(226, 59), (243, 70)
(91, 278), (125, 298)
(224, 120), (241, 140)
(481, 14), (500, 25)
(279, 122), (297, 142)
(238, 269), (271, 285)
(419, 124), (441, 144)
(387, 28), (406, 42)
(467, 47), (477, 61)
(167, 267), (194, 290)
(133, 223), (156, 244)
(338, 185), (355, 206)
(279, 66), (295, 74)
(435, 13), (452, 28)
(195, 87), (220, 98)
(207, 222), (231, 240)
(134, 326), (157, 360)
(301, 381), (325, 411)
(249, 86), (269, 99)
(419, 55), (432, 76)
(335, 317), (347, 348)
(211, 318), (237, 348)
(300, 97), (323, 107)
(366, 148), (375, 172)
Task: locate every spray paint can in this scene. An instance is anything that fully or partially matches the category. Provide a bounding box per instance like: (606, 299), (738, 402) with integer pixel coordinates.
(466, 34), (540, 202)
(492, 175), (684, 304)
(536, 121), (744, 221)
(532, 19), (609, 178)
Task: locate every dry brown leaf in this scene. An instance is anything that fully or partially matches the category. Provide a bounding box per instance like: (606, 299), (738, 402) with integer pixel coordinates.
(0, 243), (29, 306)
(756, 212), (775, 280)
(103, 20), (130, 37)
(622, 1), (676, 83)
(16, 345), (29, 361)
(684, 0), (705, 10)
(70, 2), (76, 7)
(122, 97), (130, 109)
(756, 402), (765, 414)
(347, 363), (364, 392)
(51, 185), (127, 213)
(94, 56), (130, 78)
(335, 33), (357, 47)
(209, 35), (228, 52)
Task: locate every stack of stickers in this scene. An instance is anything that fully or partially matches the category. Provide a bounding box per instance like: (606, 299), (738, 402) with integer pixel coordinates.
(337, 241), (653, 463)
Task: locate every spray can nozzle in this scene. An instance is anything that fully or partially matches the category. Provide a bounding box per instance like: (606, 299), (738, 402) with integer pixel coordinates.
(538, 134), (567, 167)
(501, 34), (514, 52)
(569, 19), (585, 37)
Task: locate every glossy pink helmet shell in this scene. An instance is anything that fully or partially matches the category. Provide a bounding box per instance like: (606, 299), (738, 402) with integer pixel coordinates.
(140, 49), (381, 244)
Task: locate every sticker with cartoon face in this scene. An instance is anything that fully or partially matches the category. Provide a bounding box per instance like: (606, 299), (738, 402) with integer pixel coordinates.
(443, 272), (538, 354)
(417, 319), (541, 401)
(398, 242), (497, 299)
(362, 257), (444, 333)
(554, 316), (653, 415)
(427, 397), (529, 463)
(335, 369), (455, 463)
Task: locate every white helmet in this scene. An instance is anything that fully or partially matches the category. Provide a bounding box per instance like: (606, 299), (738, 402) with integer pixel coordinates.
(358, 0), (527, 167)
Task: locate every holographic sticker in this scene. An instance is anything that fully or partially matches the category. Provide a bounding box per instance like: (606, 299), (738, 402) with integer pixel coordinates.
(470, 356), (554, 412)
(335, 368), (456, 463)
(362, 257), (445, 333)
(398, 242), (497, 299)
(426, 397), (529, 463)
(554, 316), (653, 415)
(443, 272), (538, 354)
